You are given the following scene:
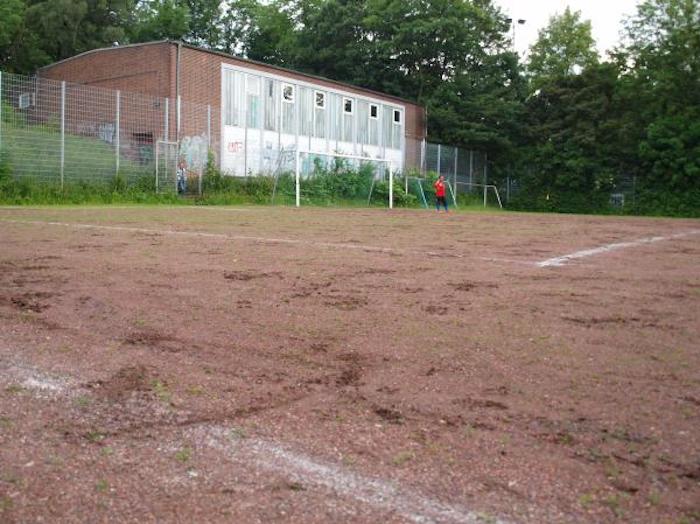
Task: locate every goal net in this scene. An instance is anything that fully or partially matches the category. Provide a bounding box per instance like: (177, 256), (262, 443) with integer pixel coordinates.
(271, 150), (394, 208)
(455, 181), (503, 208)
(155, 140), (178, 194)
(404, 176), (458, 209)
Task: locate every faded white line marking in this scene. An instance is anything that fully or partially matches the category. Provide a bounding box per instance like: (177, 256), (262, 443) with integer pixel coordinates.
(1, 353), (507, 524)
(1, 219), (402, 254)
(1, 219), (527, 266)
(537, 230), (700, 267)
(188, 425), (505, 524)
(0, 357), (74, 397)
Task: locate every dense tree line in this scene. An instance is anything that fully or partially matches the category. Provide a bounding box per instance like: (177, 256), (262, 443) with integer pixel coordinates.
(0, 0), (697, 215)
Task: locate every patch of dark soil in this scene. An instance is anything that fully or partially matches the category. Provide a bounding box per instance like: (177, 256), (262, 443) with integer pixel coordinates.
(6, 292), (55, 312)
(336, 352), (363, 387)
(86, 365), (153, 401)
(681, 395), (700, 406)
(224, 270), (282, 281)
(423, 305), (448, 315)
(453, 281), (499, 292)
(562, 315), (666, 329)
(309, 342), (329, 353)
(453, 397), (509, 411)
(123, 329), (186, 353)
(324, 295), (368, 311)
(354, 268), (396, 276)
(374, 406), (404, 424)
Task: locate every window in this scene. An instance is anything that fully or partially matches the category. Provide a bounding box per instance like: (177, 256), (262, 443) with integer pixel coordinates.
(282, 84), (295, 103)
(343, 97), (353, 114)
(315, 91), (326, 109)
(393, 109), (401, 124)
(369, 104), (378, 119)
(246, 75), (261, 129)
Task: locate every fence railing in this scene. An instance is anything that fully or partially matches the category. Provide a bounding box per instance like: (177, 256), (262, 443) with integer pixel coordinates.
(0, 71), (214, 194)
(0, 70), (495, 203)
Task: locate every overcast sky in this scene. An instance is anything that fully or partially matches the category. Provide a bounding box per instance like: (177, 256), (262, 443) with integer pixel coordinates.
(493, 0), (642, 57)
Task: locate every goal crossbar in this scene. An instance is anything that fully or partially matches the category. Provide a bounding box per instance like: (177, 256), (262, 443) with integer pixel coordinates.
(294, 150), (394, 209)
(455, 181), (503, 208)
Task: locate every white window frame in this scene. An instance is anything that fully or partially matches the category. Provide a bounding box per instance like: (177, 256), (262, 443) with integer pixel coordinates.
(343, 97), (354, 115)
(393, 109), (402, 124)
(282, 83), (295, 104)
(18, 93), (34, 110)
(314, 90), (326, 109)
(369, 104), (379, 120)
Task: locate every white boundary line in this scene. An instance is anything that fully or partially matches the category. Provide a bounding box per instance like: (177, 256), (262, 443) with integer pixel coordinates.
(0, 353), (505, 524)
(188, 426), (503, 524)
(537, 230), (700, 268)
(0, 219), (527, 266)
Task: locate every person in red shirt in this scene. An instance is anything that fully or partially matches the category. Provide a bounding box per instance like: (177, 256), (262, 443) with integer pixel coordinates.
(434, 175), (448, 212)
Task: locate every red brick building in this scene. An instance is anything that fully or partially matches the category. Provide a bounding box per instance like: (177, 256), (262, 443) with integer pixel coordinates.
(39, 40), (427, 174)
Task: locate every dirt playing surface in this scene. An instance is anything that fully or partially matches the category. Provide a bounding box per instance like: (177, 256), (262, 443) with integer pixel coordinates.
(0, 205), (698, 523)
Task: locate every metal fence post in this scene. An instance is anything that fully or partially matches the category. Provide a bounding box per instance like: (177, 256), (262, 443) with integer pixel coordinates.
(60, 81), (66, 190)
(115, 90), (120, 175)
(483, 153), (488, 207)
(0, 71), (3, 156)
(469, 150), (474, 188)
(177, 95), (181, 141)
(454, 147), (458, 196)
(164, 98), (169, 141)
(436, 144), (441, 175)
(207, 104), (211, 149)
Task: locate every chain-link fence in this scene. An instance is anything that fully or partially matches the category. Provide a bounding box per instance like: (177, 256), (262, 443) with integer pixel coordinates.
(0, 70), (496, 205)
(0, 71), (214, 195)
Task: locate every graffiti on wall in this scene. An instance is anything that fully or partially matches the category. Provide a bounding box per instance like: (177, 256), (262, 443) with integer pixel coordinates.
(179, 134), (208, 170)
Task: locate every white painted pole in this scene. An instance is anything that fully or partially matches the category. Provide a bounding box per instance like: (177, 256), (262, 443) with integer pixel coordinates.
(155, 143), (159, 192)
(115, 90), (120, 175)
(163, 99), (169, 193)
(60, 81), (66, 190)
(295, 150), (301, 207)
(389, 169), (393, 210)
(436, 144), (441, 175)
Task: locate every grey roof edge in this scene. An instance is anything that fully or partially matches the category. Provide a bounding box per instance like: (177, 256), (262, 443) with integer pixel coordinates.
(37, 40), (423, 108)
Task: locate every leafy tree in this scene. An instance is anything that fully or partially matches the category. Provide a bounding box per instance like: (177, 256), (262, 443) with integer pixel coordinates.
(222, 0), (300, 65)
(514, 63), (622, 212)
(129, 0), (190, 42)
(181, 0), (223, 48)
(527, 7), (598, 90)
(614, 0), (700, 211)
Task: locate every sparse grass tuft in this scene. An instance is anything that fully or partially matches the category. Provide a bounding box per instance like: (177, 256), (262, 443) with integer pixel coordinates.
(95, 479), (110, 493)
(5, 384), (24, 395)
(0, 496), (13, 512)
(85, 429), (106, 443)
(175, 447), (192, 463)
(229, 427), (247, 440)
(391, 451), (415, 466)
(151, 380), (171, 404)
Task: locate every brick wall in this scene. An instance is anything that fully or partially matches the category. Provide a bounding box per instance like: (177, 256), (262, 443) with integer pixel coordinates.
(38, 41), (427, 167)
(39, 42), (174, 98)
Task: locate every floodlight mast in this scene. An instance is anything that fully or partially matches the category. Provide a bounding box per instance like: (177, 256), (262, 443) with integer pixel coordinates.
(506, 17), (527, 53)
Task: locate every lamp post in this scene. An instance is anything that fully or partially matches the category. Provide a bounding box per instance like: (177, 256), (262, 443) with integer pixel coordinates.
(505, 17), (527, 53)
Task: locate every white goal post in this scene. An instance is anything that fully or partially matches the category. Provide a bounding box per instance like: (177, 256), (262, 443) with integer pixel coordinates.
(455, 181), (503, 208)
(293, 150), (394, 208)
(155, 140), (179, 194)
